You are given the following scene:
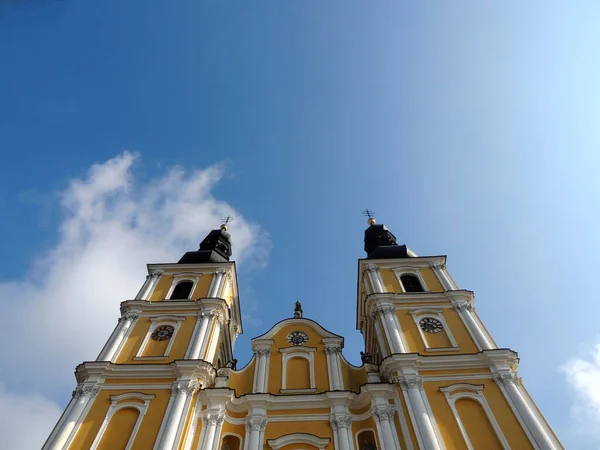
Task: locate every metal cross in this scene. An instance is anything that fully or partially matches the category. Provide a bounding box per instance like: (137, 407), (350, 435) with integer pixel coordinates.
(362, 209), (375, 220)
(222, 215), (234, 226)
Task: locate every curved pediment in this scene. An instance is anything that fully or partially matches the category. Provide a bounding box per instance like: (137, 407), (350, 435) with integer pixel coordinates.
(251, 318), (344, 343)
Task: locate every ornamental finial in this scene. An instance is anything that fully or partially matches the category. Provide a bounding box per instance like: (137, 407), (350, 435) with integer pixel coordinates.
(221, 215), (234, 231)
(363, 209), (376, 225)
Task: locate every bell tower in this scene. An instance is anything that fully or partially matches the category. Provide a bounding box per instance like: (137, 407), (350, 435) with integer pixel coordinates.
(357, 216), (562, 449)
(43, 223), (242, 450)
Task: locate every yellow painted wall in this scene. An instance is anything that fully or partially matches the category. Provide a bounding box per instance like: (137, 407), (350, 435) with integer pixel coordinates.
(394, 386), (418, 449)
(419, 267), (444, 292)
(191, 274), (213, 299)
(267, 325), (330, 394)
(70, 389), (171, 450)
(424, 380), (533, 449)
(117, 316), (197, 363)
(381, 270), (401, 293)
(340, 359), (367, 393)
(287, 357), (311, 389)
(456, 398), (503, 449)
(395, 309), (479, 354)
(264, 421), (334, 450)
(189, 416), (203, 450)
(150, 275), (173, 301)
(96, 407), (139, 450)
(229, 359), (256, 396)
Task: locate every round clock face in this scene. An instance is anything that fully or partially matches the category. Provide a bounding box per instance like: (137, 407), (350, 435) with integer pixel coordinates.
(419, 317), (443, 334)
(286, 331), (309, 346)
(151, 325), (175, 341)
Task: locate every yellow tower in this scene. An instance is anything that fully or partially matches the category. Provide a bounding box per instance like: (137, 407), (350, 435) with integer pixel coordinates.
(43, 219), (562, 450)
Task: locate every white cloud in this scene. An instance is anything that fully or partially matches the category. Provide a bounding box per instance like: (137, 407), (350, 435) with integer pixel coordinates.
(0, 152), (269, 449)
(561, 339), (600, 438)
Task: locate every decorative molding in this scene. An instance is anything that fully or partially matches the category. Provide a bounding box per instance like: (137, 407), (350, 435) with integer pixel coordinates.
(391, 376), (424, 390)
(245, 416), (268, 431)
(371, 405), (396, 422)
(267, 433), (330, 450)
(203, 412), (226, 426)
(324, 345), (342, 355)
(255, 348), (271, 357)
(493, 371), (520, 386)
(330, 415), (353, 430)
(122, 311), (141, 322)
(72, 384), (102, 399)
(455, 302), (473, 312)
(172, 380), (200, 396)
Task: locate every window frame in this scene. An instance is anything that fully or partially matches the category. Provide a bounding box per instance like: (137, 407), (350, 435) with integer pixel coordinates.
(409, 308), (460, 352)
(392, 268), (429, 293)
(134, 315), (186, 359)
(279, 346), (317, 393)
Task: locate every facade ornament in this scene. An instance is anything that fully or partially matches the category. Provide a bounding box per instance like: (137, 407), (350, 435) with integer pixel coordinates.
(360, 351), (373, 364)
(217, 368), (232, 377)
(171, 380), (199, 396)
(455, 302), (473, 312)
(364, 363), (379, 373)
(204, 412), (226, 426)
(493, 371), (520, 386)
(330, 415), (353, 430)
(72, 384), (102, 399)
(429, 263), (446, 271)
(365, 264), (380, 274)
(324, 345), (342, 355)
(214, 268), (228, 277)
(245, 416), (268, 431)
(371, 405), (396, 422)
(149, 269), (163, 277)
(200, 309), (218, 319)
(123, 311), (141, 321)
(225, 359), (238, 370)
(374, 305), (396, 317)
(392, 376), (424, 390)
(254, 348), (272, 357)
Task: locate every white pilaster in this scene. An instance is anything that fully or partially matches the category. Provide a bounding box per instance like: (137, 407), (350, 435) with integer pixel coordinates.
(365, 265), (385, 293)
(494, 372), (560, 449)
(208, 269), (227, 298)
(97, 310), (141, 362)
(185, 310), (215, 359)
(42, 383), (102, 450)
(154, 380), (199, 450)
(136, 270), (162, 300)
(454, 301), (495, 350)
(206, 311), (224, 363)
(374, 304), (407, 354)
(330, 415), (353, 450)
(429, 263), (455, 291)
(324, 343), (344, 391)
(394, 377), (443, 450)
(245, 415), (267, 450)
(372, 405), (400, 450)
(200, 411), (225, 450)
(252, 340), (273, 393)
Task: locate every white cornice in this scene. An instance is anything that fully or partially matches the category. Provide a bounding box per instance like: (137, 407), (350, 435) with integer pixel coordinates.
(252, 318), (344, 343)
(75, 360), (216, 385)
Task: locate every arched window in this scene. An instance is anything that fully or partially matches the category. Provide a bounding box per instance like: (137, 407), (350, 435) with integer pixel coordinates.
(400, 274), (424, 292)
(169, 281), (193, 299)
(222, 434), (242, 450)
(357, 429), (378, 450)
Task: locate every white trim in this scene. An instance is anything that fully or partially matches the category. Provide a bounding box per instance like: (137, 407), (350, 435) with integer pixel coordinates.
(267, 433), (330, 450)
(280, 347), (316, 391)
(89, 393), (154, 450)
(392, 268), (429, 293)
(135, 316), (186, 358)
(409, 308), (459, 350)
(392, 389), (415, 450)
(440, 384), (510, 450)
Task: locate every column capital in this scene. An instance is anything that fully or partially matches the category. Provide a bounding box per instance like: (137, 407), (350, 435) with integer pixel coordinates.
(391, 376), (423, 390)
(454, 301), (473, 312)
(203, 411), (226, 426)
(254, 348), (271, 357)
(172, 380), (199, 396)
(330, 415), (353, 430)
(365, 264), (381, 274)
(245, 415), (268, 431)
(214, 268), (228, 276)
(493, 371), (520, 386)
(371, 405), (396, 422)
(324, 345), (342, 355)
(374, 304), (396, 317)
(429, 262), (446, 271)
(122, 310), (142, 322)
(149, 269), (163, 277)
(72, 383), (102, 399)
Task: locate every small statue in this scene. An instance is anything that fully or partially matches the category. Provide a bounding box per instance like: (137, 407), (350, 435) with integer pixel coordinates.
(362, 439), (377, 450)
(360, 351), (372, 364)
(225, 359), (238, 370)
(294, 301), (303, 318)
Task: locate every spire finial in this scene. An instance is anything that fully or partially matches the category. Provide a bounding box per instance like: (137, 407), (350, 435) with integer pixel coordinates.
(221, 215), (234, 231)
(363, 209), (376, 225)
(294, 301), (303, 319)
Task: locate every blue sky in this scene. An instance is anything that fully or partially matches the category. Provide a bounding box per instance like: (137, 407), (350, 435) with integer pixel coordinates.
(1, 1), (600, 448)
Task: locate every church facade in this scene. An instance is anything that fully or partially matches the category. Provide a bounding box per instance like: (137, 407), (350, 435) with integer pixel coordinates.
(43, 219), (562, 450)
